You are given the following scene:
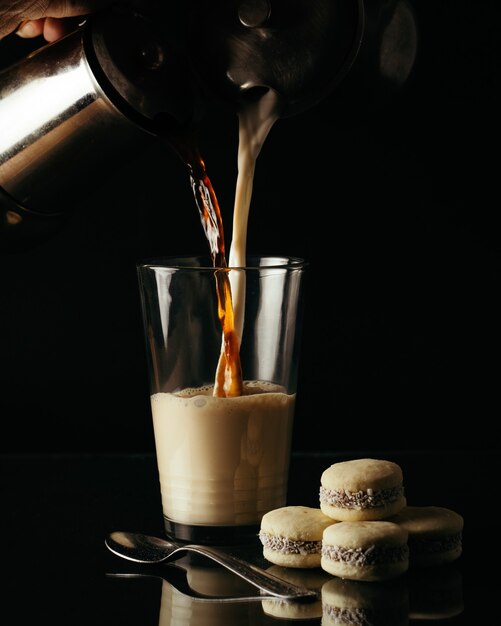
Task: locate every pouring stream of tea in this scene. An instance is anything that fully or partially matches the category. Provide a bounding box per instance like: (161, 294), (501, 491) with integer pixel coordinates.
(169, 90), (281, 398)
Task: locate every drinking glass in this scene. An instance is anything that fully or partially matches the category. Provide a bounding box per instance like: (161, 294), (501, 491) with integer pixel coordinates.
(137, 255), (307, 544)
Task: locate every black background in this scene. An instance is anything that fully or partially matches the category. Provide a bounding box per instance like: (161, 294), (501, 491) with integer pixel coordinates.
(1, 0), (499, 453)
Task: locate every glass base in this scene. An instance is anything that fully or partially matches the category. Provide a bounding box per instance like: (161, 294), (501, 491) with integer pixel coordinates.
(164, 517), (260, 546)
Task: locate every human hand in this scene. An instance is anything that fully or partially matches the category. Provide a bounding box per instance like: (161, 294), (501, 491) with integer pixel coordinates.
(0, 1), (115, 42)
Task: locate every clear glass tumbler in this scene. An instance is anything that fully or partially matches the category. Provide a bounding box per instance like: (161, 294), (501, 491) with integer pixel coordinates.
(137, 255), (308, 544)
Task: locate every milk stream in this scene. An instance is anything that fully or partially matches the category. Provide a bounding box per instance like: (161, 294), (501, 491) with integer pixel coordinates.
(228, 90), (281, 346)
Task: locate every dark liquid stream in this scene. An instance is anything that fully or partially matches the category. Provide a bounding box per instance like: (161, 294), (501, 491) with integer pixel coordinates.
(169, 132), (243, 398)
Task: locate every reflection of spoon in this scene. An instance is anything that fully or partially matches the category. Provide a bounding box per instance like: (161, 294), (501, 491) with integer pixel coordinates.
(107, 572), (266, 603)
(105, 531), (317, 600)
(109, 571), (266, 625)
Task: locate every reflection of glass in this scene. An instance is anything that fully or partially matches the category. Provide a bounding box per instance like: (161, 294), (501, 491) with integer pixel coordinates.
(184, 558), (257, 598)
(408, 566), (463, 620)
(321, 577), (409, 626)
(157, 560), (264, 626)
(261, 565), (330, 620)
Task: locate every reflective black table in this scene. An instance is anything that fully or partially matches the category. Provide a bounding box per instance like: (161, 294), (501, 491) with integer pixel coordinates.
(1, 450), (494, 625)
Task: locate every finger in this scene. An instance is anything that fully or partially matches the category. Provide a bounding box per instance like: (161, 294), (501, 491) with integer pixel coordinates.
(42, 15), (82, 41)
(15, 17), (45, 38)
(1, 1), (114, 40)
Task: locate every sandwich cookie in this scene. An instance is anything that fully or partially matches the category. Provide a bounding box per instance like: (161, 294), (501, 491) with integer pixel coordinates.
(321, 521), (409, 581)
(320, 458), (406, 521)
(390, 505), (464, 567)
(321, 577), (410, 626)
(259, 505), (336, 568)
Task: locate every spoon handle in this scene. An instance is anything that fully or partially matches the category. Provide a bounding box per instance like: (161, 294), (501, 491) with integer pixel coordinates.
(176, 544), (317, 600)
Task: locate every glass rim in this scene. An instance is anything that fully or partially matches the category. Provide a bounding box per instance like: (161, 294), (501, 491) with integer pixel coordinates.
(137, 255), (308, 271)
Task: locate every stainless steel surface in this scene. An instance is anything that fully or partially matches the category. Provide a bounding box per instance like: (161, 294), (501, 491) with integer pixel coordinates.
(105, 531), (318, 600)
(0, 29), (155, 216)
(0, 5), (196, 218)
(189, 0), (417, 117)
(237, 0), (272, 28)
(189, 0), (363, 117)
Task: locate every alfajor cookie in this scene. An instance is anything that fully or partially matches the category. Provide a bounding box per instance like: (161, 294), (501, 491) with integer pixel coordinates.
(321, 521), (409, 581)
(390, 505), (464, 567)
(320, 458), (406, 521)
(259, 505), (336, 568)
(321, 577), (410, 626)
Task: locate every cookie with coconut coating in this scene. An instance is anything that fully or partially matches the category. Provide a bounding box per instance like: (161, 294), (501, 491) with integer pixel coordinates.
(320, 458), (406, 521)
(259, 505), (336, 568)
(390, 505), (464, 567)
(321, 520), (409, 581)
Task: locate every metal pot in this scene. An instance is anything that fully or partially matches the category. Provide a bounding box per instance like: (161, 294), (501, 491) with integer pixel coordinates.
(0, 4), (199, 247)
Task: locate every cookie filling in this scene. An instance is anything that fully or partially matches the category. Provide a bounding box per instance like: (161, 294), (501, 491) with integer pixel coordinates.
(319, 485), (404, 510)
(259, 533), (322, 555)
(410, 532), (462, 554)
(322, 543), (409, 566)
(322, 604), (407, 625)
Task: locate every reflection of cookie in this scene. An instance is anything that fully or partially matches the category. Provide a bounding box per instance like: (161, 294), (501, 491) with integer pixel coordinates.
(320, 459), (406, 521)
(262, 566), (331, 620)
(259, 505), (335, 568)
(408, 565), (464, 620)
(321, 521), (409, 581)
(390, 506), (463, 567)
(321, 577), (410, 626)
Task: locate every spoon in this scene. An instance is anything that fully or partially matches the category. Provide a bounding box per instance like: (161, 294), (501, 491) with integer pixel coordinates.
(105, 531), (318, 601)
